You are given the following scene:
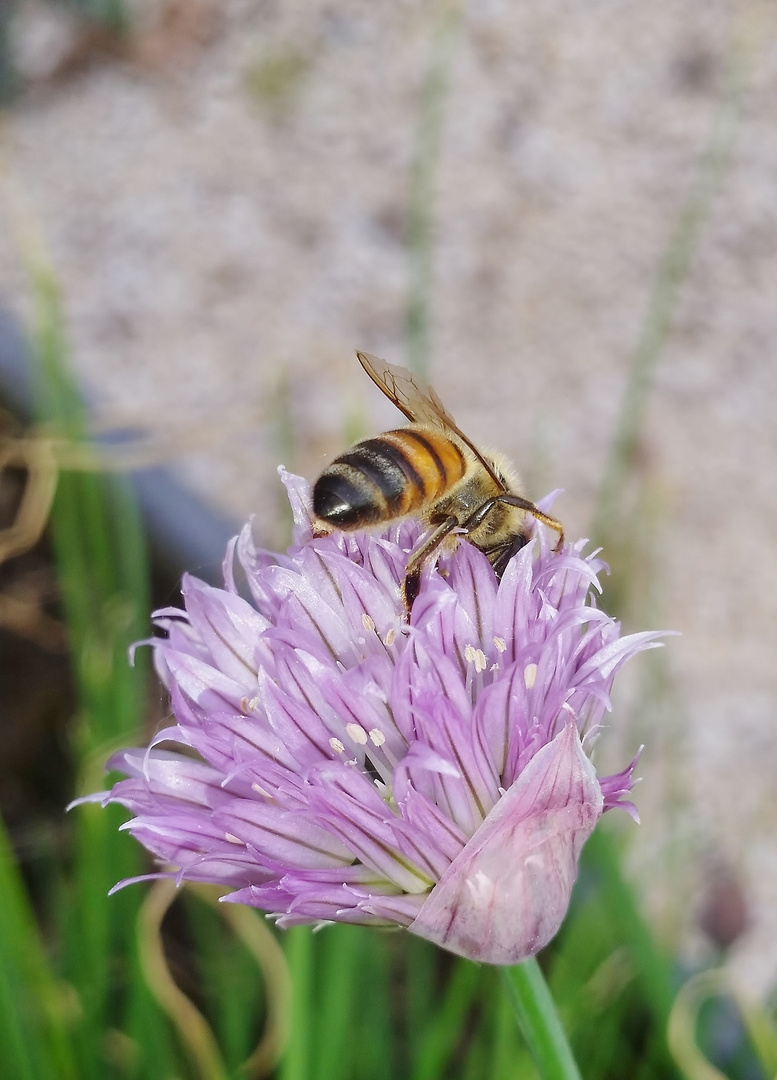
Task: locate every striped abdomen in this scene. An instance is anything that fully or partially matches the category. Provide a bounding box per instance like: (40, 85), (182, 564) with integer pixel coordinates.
(313, 426), (466, 529)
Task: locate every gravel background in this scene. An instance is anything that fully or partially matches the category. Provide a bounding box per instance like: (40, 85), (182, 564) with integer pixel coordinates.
(2, 0), (777, 995)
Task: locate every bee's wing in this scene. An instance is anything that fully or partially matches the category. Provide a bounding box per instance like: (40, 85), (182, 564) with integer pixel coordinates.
(356, 352), (504, 486)
(356, 351), (461, 430)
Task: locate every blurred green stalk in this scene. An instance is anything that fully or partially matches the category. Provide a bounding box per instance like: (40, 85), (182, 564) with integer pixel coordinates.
(26, 253), (177, 1078)
(0, 1), (18, 103)
(405, 0), (461, 378)
(58, 0), (130, 35)
(577, 34), (750, 1080)
(0, 814), (79, 1080)
(592, 46), (747, 540)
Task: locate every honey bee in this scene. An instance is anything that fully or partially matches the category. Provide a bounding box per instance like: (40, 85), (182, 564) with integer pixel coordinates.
(313, 352), (564, 607)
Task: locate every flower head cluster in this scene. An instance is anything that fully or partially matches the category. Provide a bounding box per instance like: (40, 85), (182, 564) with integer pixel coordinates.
(86, 471), (661, 965)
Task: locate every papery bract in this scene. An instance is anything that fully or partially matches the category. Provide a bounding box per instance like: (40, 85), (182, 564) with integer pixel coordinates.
(409, 723), (602, 964)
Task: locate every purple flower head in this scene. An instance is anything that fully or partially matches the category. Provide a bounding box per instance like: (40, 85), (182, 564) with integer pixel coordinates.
(83, 470), (662, 965)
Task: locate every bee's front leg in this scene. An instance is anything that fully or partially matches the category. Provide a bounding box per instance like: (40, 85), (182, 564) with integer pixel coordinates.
(401, 514), (460, 613)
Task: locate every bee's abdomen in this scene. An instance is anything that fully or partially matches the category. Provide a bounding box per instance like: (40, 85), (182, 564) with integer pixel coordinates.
(313, 427), (465, 529)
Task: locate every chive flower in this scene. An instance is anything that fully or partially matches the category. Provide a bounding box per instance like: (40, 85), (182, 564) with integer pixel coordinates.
(82, 471), (661, 965)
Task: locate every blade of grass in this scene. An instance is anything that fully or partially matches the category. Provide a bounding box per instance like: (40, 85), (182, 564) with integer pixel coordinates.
(490, 974), (536, 1080)
(404, 933), (438, 1062)
(352, 931), (396, 1080)
(0, 958), (39, 1080)
(313, 925), (397, 1080)
(667, 972), (732, 1080)
(545, 881), (672, 1078)
(184, 889), (269, 1074)
(461, 1019), (491, 1080)
(22, 245), (177, 1077)
(29, 267), (150, 736)
(0, 813), (79, 1080)
(410, 957), (482, 1080)
(736, 993), (777, 1080)
(313, 924), (366, 1080)
(28, 259), (137, 1068)
(577, 825), (679, 1078)
(670, 970), (777, 1080)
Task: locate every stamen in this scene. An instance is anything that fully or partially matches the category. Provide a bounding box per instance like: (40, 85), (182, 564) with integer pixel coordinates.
(329, 737), (345, 754)
(362, 613), (376, 633)
(224, 833), (243, 845)
(523, 663), (538, 689)
(465, 645), (487, 673)
(369, 728), (386, 747)
(493, 636), (507, 653)
(345, 723), (368, 745)
(384, 628), (396, 648)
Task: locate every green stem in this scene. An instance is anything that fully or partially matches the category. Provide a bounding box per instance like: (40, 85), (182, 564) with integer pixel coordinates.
(500, 959), (582, 1080)
(280, 927), (314, 1080)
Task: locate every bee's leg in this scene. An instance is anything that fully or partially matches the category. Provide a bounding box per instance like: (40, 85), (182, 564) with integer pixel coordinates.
(489, 535), (528, 578)
(462, 496), (565, 552)
(402, 514), (459, 611)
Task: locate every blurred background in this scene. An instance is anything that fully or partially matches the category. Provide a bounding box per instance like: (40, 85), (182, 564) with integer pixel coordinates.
(1, 1), (776, 1077)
